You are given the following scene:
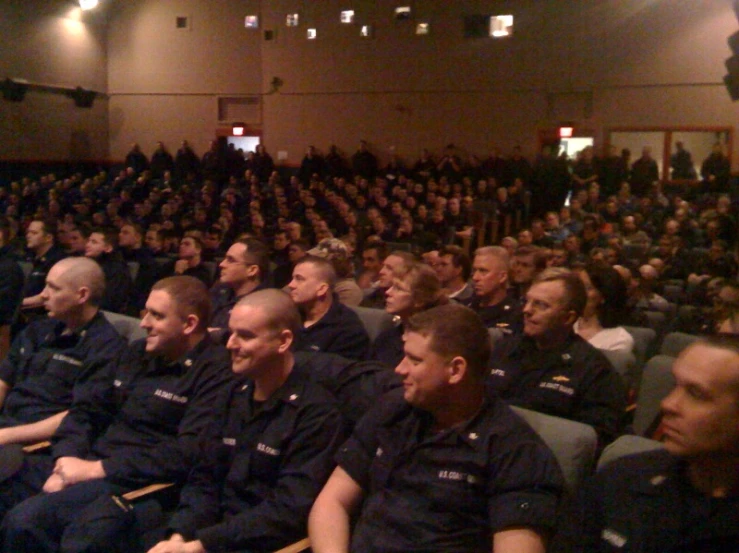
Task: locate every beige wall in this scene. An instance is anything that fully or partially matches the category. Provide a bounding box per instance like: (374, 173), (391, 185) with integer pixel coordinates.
(0, 0), (108, 161)
(4, 0), (738, 167)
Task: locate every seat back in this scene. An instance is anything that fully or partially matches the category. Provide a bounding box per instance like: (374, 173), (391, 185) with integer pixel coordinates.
(19, 261), (33, 279)
(642, 310), (667, 335)
(596, 435), (664, 471)
(660, 331), (699, 358)
(510, 406), (598, 493)
(349, 306), (395, 344)
(622, 326), (657, 370)
(102, 310), (147, 343)
(127, 261), (140, 282)
(633, 355), (676, 436)
(202, 261), (218, 284)
(601, 349), (638, 391)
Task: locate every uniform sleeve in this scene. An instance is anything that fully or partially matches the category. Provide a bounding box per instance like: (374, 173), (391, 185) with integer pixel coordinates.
(101, 351), (231, 486)
(0, 329), (26, 388)
(195, 402), (347, 552)
(334, 392), (397, 490)
(486, 435), (565, 534)
(167, 389), (233, 539)
(52, 344), (132, 459)
(576, 351), (628, 447)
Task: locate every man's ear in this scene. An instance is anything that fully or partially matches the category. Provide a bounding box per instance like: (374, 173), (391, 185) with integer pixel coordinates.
(317, 282), (330, 299)
(182, 313), (200, 336)
(77, 285), (91, 306)
(448, 356), (468, 385)
(563, 309), (579, 327)
(246, 264), (260, 279)
(277, 329), (293, 353)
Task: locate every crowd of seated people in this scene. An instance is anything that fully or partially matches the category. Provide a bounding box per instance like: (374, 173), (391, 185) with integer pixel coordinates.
(0, 137), (737, 551)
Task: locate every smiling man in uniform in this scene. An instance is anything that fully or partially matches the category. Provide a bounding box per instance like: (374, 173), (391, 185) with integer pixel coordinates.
(147, 289), (345, 553)
(309, 303), (564, 553)
(0, 276), (231, 553)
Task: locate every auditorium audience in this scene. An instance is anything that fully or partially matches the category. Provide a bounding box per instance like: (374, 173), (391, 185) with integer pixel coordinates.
(0, 137), (737, 550)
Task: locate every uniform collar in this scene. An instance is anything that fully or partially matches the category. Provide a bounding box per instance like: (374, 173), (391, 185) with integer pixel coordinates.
(235, 365), (308, 412)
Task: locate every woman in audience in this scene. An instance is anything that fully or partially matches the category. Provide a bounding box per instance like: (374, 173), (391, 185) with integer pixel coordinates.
(368, 262), (448, 367)
(574, 263), (635, 354)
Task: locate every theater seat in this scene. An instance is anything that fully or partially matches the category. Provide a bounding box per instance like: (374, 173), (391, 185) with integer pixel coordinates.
(510, 406), (598, 493)
(622, 325), (657, 370)
(633, 355), (675, 437)
(660, 331), (699, 358)
(596, 435), (664, 471)
(102, 310), (147, 343)
(349, 306), (395, 344)
(601, 349), (637, 390)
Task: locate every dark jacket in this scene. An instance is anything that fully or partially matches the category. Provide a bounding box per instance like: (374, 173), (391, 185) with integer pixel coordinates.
(487, 333), (627, 445)
(168, 364), (346, 552)
(0, 312), (126, 428)
(52, 336), (231, 488)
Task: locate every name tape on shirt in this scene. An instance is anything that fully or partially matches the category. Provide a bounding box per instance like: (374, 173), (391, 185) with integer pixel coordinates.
(153, 389), (188, 404)
(257, 443), (280, 456)
(52, 353), (82, 367)
(539, 382), (575, 396)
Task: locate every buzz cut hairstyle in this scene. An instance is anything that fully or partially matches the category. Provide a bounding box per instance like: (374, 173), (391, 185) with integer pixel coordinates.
(474, 246), (510, 270)
(295, 255), (337, 289)
(151, 276), (212, 333)
(405, 303), (491, 379)
(235, 289), (302, 339)
(533, 267), (587, 318)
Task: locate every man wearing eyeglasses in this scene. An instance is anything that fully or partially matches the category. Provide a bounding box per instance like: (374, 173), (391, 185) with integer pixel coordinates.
(487, 268), (626, 447)
(209, 238), (272, 334)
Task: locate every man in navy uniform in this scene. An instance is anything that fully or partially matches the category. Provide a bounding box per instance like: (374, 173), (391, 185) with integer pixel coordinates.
(487, 268), (626, 446)
(0, 257), (125, 446)
(309, 303), (564, 553)
(0, 276), (231, 552)
(574, 335), (739, 552)
(148, 289), (346, 553)
(288, 256), (369, 360)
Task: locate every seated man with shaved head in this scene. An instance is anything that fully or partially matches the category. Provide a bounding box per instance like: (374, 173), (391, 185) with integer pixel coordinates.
(147, 290), (346, 553)
(288, 256), (370, 360)
(0, 257), (126, 446)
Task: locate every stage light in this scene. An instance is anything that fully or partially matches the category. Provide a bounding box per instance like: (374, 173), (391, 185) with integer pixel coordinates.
(233, 123), (245, 136)
(79, 0), (99, 11)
